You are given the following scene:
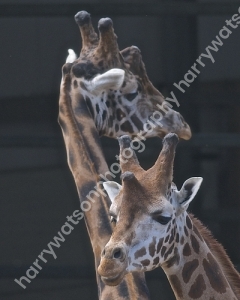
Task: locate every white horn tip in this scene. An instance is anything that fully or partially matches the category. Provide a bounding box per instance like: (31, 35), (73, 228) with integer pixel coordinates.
(105, 68), (125, 89)
(86, 68), (125, 94)
(66, 49), (77, 63)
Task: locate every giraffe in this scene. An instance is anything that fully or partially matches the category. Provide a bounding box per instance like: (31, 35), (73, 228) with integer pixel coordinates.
(59, 52), (151, 299)
(65, 10), (192, 141)
(59, 10), (193, 299)
(98, 133), (240, 299)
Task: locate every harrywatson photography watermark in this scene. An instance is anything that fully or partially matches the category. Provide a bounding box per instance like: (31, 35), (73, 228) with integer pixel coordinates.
(14, 6), (240, 289)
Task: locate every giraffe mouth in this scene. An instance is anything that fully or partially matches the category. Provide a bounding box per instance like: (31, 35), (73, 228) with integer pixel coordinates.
(101, 272), (125, 286)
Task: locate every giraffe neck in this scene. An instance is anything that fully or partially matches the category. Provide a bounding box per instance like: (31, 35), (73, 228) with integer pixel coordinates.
(59, 64), (150, 299)
(161, 213), (240, 300)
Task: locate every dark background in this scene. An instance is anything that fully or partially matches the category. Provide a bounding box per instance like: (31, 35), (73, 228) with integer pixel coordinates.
(1, 1), (240, 299)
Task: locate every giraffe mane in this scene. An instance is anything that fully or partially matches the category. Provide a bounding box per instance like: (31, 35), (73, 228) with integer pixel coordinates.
(189, 213), (240, 299)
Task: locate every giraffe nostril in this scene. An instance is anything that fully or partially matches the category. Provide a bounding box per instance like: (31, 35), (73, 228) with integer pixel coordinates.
(113, 248), (123, 259)
(102, 249), (106, 257)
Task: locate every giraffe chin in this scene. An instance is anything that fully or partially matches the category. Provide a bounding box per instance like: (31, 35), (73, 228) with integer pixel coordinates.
(101, 272), (125, 286)
(157, 125), (192, 141)
(178, 127), (192, 140)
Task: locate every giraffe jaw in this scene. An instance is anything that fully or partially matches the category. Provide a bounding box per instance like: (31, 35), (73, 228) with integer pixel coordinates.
(98, 256), (128, 286)
(100, 271), (126, 286)
(177, 124), (192, 140)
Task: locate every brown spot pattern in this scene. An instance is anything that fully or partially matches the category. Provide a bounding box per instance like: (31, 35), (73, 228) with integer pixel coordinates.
(120, 121), (134, 133)
(115, 123), (119, 132)
(131, 114), (143, 130)
(80, 81), (87, 90)
(141, 259), (150, 267)
(73, 79), (78, 89)
(168, 229), (175, 244)
(167, 223), (171, 232)
(184, 226), (189, 237)
(183, 242), (191, 256)
(149, 237), (156, 257)
(186, 215), (192, 229)
(157, 238), (164, 253)
(169, 275), (183, 298)
(188, 274), (206, 299)
(180, 236), (185, 245)
(116, 108), (126, 121)
(164, 234), (170, 243)
(161, 246), (167, 257)
(182, 259), (199, 283)
(203, 253), (228, 294)
(96, 103), (100, 114)
(102, 110), (107, 122)
(165, 247), (180, 268)
(134, 247), (146, 259)
(164, 243), (174, 261)
(176, 233), (180, 243)
(190, 234), (200, 254)
(153, 256), (159, 265)
(85, 96), (94, 117)
(108, 115), (113, 127)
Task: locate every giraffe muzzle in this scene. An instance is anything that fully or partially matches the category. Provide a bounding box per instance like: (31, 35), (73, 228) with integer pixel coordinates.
(101, 245), (126, 262)
(100, 271), (126, 286)
(98, 244), (128, 286)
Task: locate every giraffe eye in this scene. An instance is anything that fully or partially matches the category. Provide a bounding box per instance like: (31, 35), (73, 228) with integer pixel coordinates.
(125, 92), (138, 101)
(154, 215), (171, 225)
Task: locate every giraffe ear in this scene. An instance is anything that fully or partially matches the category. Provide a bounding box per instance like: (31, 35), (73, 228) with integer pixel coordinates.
(177, 177), (203, 211)
(85, 69), (125, 94)
(103, 181), (122, 203)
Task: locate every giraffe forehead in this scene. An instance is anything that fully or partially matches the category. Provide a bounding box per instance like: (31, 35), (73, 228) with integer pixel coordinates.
(72, 69), (143, 105)
(116, 191), (174, 219)
(112, 181), (177, 219)
(72, 60), (101, 80)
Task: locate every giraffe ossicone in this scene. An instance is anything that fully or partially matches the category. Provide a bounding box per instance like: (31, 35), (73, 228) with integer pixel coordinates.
(63, 10), (192, 139)
(66, 49), (77, 63)
(98, 133), (240, 299)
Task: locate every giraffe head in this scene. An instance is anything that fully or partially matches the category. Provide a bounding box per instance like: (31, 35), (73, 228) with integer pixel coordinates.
(63, 11), (191, 140)
(97, 133), (202, 286)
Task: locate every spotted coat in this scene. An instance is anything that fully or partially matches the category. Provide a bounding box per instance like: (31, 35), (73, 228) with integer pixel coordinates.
(99, 134), (240, 300)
